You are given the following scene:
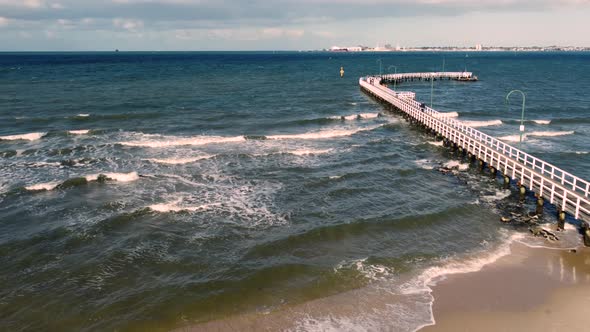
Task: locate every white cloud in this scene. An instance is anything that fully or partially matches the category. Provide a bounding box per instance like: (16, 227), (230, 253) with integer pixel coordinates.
(113, 18), (144, 31)
(0, 16), (8, 26)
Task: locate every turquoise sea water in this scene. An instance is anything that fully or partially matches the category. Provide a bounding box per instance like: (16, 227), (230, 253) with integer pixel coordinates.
(1, 52), (589, 331)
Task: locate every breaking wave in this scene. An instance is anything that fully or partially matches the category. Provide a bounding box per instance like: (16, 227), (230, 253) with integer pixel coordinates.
(68, 129), (90, 135)
(267, 125), (381, 140)
(460, 120), (502, 128)
(528, 131), (574, 137)
(144, 155), (214, 165)
(499, 131), (574, 142)
(0, 132), (46, 141)
(120, 135), (246, 148)
(24, 172), (140, 192)
(328, 113), (381, 121)
(433, 112), (459, 118)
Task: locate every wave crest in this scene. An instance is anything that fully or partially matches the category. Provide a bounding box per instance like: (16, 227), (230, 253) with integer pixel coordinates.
(0, 132), (46, 141)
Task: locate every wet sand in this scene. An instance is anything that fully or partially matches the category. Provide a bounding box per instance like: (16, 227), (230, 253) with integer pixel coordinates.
(421, 242), (590, 332)
(175, 239), (590, 332)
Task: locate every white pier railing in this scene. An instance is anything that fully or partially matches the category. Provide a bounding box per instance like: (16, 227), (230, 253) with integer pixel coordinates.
(360, 74), (590, 223)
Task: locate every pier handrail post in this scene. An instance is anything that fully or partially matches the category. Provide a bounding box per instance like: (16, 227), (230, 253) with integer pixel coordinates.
(505, 89), (526, 145)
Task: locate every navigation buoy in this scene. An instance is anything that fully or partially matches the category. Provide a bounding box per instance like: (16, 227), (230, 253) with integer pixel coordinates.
(340, 67), (345, 78)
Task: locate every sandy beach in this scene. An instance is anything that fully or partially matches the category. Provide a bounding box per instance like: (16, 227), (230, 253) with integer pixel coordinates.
(422, 242), (590, 332)
(174, 234), (590, 332)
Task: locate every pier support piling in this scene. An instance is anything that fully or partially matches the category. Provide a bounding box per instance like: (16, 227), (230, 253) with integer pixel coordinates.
(503, 175), (510, 189)
(583, 222), (590, 247)
(536, 196), (544, 215)
(557, 209), (566, 230)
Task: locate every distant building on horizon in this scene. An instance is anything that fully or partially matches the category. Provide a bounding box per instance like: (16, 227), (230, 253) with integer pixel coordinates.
(475, 44), (483, 51)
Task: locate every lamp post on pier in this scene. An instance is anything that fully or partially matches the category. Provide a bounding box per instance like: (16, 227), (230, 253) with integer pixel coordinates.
(376, 58), (383, 76)
(505, 90), (527, 145)
(388, 65), (397, 91)
(430, 74), (435, 108)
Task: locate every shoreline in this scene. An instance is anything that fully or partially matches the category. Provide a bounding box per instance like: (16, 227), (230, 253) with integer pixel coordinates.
(421, 241), (590, 332)
(175, 230), (590, 332)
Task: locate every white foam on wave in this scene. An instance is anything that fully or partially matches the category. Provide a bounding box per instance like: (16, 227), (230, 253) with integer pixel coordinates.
(528, 131), (574, 137)
(443, 160), (469, 171)
(268, 125), (380, 140)
(68, 129), (90, 135)
(289, 149), (333, 156)
(533, 120), (551, 125)
(461, 120), (502, 128)
(149, 200), (219, 213)
(499, 134), (523, 142)
(334, 258), (394, 282)
(25, 182), (60, 191)
(144, 155), (213, 165)
(427, 141), (444, 147)
(120, 135), (245, 148)
(574, 151), (588, 155)
(481, 189), (511, 202)
(415, 159), (436, 170)
(76, 114), (90, 117)
(329, 113), (380, 121)
(85, 172), (140, 183)
(25, 172), (140, 192)
(402, 233), (524, 296)
(433, 112), (459, 118)
(501, 131), (575, 142)
(0, 132), (46, 141)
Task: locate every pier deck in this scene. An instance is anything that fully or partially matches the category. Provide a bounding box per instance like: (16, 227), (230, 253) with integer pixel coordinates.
(360, 73), (590, 225)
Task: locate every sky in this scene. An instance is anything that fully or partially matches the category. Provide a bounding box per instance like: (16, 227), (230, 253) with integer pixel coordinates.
(0, 0), (589, 51)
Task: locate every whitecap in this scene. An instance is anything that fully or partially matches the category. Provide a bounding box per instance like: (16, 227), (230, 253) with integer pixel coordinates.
(499, 134), (523, 142)
(76, 114), (90, 117)
(149, 201), (218, 213)
(329, 113), (379, 120)
(25, 182), (60, 191)
(461, 120), (502, 128)
(68, 129), (90, 135)
(289, 149), (333, 156)
(533, 120), (551, 125)
(481, 189), (511, 202)
(120, 135), (245, 148)
(268, 125), (380, 140)
(0, 132), (46, 141)
(85, 172), (139, 183)
(528, 131), (574, 137)
(443, 160), (469, 171)
(427, 141), (444, 147)
(415, 159), (436, 170)
(144, 156), (213, 165)
(433, 112), (459, 118)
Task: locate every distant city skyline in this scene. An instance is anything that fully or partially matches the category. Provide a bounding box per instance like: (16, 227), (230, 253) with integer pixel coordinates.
(0, 0), (589, 51)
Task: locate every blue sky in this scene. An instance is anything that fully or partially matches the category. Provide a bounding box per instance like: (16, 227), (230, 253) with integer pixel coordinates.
(0, 0), (589, 51)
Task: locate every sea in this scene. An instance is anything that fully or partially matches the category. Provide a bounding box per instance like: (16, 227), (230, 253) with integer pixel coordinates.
(1, 51), (589, 331)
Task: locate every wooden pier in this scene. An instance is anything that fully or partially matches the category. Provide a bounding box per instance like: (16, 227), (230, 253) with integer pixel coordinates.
(360, 72), (590, 237)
